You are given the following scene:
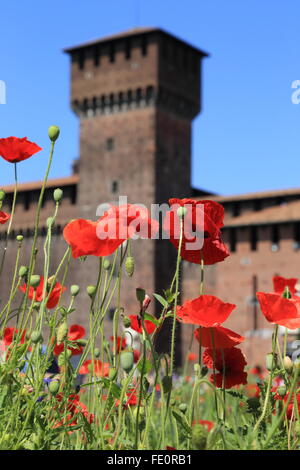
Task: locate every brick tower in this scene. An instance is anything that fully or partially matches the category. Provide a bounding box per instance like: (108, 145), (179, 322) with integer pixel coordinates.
(64, 28), (207, 360)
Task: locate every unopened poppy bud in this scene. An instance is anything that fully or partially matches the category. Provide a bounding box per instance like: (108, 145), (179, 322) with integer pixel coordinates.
(49, 380), (60, 395)
(177, 206), (187, 218)
(123, 316), (131, 328)
(277, 385), (287, 397)
(48, 125), (60, 142)
(16, 235), (23, 242)
(266, 352), (277, 371)
(103, 259), (111, 270)
(94, 347), (100, 358)
(86, 285), (96, 298)
(142, 295), (151, 312)
(109, 367), (118, 381)
(56, 321), (68, 345)
(162, 375), (172, 394)
(120, 350), (134, 373)
(19, 265), (28, 278)
(58, 350), (72, 366)
(53, 188), (63, 203)
(179, 403), (188, 413)
(191, 424), (208, 450)
(194, 363), (200, 373)
(136, 287), (146, 304)
(125, 256), (134, 277)
(30, 331), (43, 344)
(283, 355), (293, 373)
(70, 284), (80, 296)
(0, 189), (5, 201)
(30, 275), (41, 288)
(283, 286), (292, 299)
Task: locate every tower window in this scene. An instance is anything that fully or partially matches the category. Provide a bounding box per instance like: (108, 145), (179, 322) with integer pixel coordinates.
(125, 39), (131, 59)
(232, 202), (240, 217)
(109, 43), (115, 63)
(293, 222), (300, 250)
(106, 138), (114, 151)
(111, 180), (119, 193)
(254, 199), (262, 211)
(229, 228), (236, 252)
(93, 45), (100, 66)
(78, 50), (85, 70)
(141, 36), (148, 56)
(250, 226), (257, 251)
(271, 225), (280, 251)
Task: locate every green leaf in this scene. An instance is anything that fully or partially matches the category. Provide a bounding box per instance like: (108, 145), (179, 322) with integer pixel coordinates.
(143, 313), (159, 327)
(153, 293), (169, 308)
(172, 410), (191, 435)
(137, 359), (152, 375)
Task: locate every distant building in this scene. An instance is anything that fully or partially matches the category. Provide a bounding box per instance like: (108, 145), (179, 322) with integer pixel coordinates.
(1, 28), (299, 365)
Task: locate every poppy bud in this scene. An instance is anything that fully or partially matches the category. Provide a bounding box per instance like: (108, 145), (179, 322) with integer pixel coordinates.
(70, 284), (80, 296)
(277, 385), (287, 397)
(125, 256), (134, 277)
(177, 206), (187, 218)
(0, 189), (5, 201)
(136, 287), (146, 304)
(87, 285), (96, 298)
(19, 265), (28, 278)
(191, 424), (208, 450)
(283, 355), (293, 373)
(109, 367), (118, 381)
(16, 235), (23, 242)
(30, 331), (43, 344)
(30, 275), (41, 288)
(122, 316), (132, 328)
(94, 347), (100, 358)
(162, 375), (172, 394)
(194, 363), (200, 373)
(266, 352), (277, 371)
(53, 188), (63, 203)
(120, 350), (134, 374)
(56, 321), (68, 345)
(103, 259), (111, 270)
(58, 350), (72, 366)
(142, 295), (151, 312)
(179, 403), (188, 413)
(49, 380), (60, 395)
(48, 125), (60, 142)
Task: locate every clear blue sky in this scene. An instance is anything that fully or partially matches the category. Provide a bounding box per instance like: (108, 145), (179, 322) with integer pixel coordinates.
(0, 1), (299, 195)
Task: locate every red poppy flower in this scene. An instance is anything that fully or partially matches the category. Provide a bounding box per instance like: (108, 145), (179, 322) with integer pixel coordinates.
(273, 276), (298, 295)
(188, 352), (197, 362)
(245, 384), (260, 398)
(63, 204), (159, 259)
(79, 359), (109, 377)
(116, 388), (138, 408)
(203, 347), (247, 389)
(53, 324), (85, 356)
(3, 327), (26, 347)
(176, 295), (235, 327)
(256, 292), (300, 329)
(163, 198), (229, 265)
(19, 276), (66, 309)
(0, 211), (10, 224)
(54, 394), (94, 429)
(194, 325), (244, 349)
(129, 314), (156, 334)
(0, 137), (42, 163)
(193, 420), (214, 432)
(110, 336), (127, 352)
